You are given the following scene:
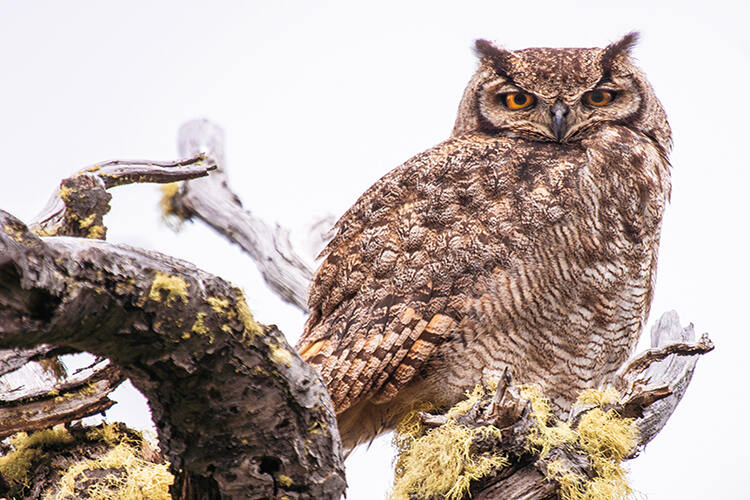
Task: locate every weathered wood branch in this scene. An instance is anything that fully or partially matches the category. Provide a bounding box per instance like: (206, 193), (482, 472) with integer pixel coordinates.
(30, 154), (216, 239)
(0, 362), (124, 440)
(0, 153), (219, 442)
(0, 211), (345, 497)
(162, 119), (333, 312)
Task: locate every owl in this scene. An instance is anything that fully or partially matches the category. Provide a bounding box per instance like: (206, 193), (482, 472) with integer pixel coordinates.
(297, 33), (672, 450)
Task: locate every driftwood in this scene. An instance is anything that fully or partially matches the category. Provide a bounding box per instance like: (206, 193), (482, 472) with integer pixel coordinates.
(0, 119), (711, 499)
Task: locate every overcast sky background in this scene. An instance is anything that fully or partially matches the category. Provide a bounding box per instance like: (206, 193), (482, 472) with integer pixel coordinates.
(1, 1), (749, 498)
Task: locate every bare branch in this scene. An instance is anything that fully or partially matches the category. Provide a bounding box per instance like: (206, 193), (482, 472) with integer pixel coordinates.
(29, 154), (216, 239)
(615, 311), (713, 447)
(166, 119), (324, 311)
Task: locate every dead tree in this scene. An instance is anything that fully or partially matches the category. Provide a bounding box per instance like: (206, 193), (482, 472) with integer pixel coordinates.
(0, 120), (711, 499)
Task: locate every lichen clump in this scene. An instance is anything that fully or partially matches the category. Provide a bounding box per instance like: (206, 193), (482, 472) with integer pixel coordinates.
(523, 385), (638, 500)
(148, 272), (189, 305)
(48, 442), (172, 500)
(390, 386), (508, 500)
(391, 384), (638, 500)
(0, 426), (74, 486)
(159, 182), (180, 218)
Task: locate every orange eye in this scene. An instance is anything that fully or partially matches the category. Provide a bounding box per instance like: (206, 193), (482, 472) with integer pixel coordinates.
(583, 89), (616, 107)
(503, 92), (535, 110)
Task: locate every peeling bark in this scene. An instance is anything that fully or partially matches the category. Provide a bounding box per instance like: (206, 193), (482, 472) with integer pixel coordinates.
(0, 363), (124, 440)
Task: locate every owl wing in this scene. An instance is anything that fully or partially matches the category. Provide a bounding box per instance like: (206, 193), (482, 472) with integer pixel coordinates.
(297, 136), (516, 413)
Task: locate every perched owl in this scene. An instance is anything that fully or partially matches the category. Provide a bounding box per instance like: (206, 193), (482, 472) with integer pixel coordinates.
(297, 33), (671, 450)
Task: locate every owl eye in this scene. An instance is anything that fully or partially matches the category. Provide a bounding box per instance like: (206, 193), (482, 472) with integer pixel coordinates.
(501, 92), (536, 110)
(583, 89), (616, 107)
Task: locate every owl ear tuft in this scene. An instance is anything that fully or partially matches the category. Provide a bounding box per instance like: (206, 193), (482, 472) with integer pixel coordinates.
(601, 31), (640, 71)
(474, 39), (513, 75)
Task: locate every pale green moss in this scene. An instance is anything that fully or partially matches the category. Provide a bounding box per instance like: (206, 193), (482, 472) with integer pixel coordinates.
(531, 387), (638, 500)
(575, 386), (621, 407)
(519, 385), (577, 458)
(47, 443), (173, 500)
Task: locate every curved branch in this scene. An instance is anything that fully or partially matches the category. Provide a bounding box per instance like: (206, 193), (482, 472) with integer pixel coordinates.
(0, 212), (346, 498)
(164, 119), (325, 311)
(30, 154), (215, 239)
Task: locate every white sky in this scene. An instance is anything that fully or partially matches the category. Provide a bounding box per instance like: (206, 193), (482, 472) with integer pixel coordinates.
(1, 1), (749, 498)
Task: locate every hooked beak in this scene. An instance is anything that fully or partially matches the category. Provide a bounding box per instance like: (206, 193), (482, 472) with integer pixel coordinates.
(550, 101), (569, 141)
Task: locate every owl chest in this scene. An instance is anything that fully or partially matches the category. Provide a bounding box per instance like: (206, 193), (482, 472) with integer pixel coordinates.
(427, 164), (657, 407)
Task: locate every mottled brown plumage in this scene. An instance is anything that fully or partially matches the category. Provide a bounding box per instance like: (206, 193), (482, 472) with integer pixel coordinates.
(297, 33), (672, 450)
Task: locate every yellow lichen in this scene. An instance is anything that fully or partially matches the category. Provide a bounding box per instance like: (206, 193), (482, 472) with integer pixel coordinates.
(207, 296), (230, 314)
(87, 225), (106, 239)
(78, 213), (96, 229)
(519, 385), (577, 458)
(529, 387), (638, 500)
(391, 419), (507, 500)
(234, 290), (263, 341)
(159, 183), (179, 217)
(85, 423), (134, 447)
(47, 443), (173, 500)
(445, 384), (484, 419)
(278, 474), (293, 487)
(191, 312), (209, 335)
(148, 272), (189, 305)
(391, 386), (508, 500)
(269, 344), (292, 367)
(3, 224), (25, 242)
(0, 426), (74, 486)
(58, 185), (74, 201)
(575, 386), (621, 407)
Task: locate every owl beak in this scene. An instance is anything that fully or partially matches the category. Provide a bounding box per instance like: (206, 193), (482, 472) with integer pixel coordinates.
(550, 101), (569, 141)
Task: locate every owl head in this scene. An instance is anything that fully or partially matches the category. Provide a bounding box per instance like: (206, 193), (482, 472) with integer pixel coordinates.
(453, 32), (671, 152)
